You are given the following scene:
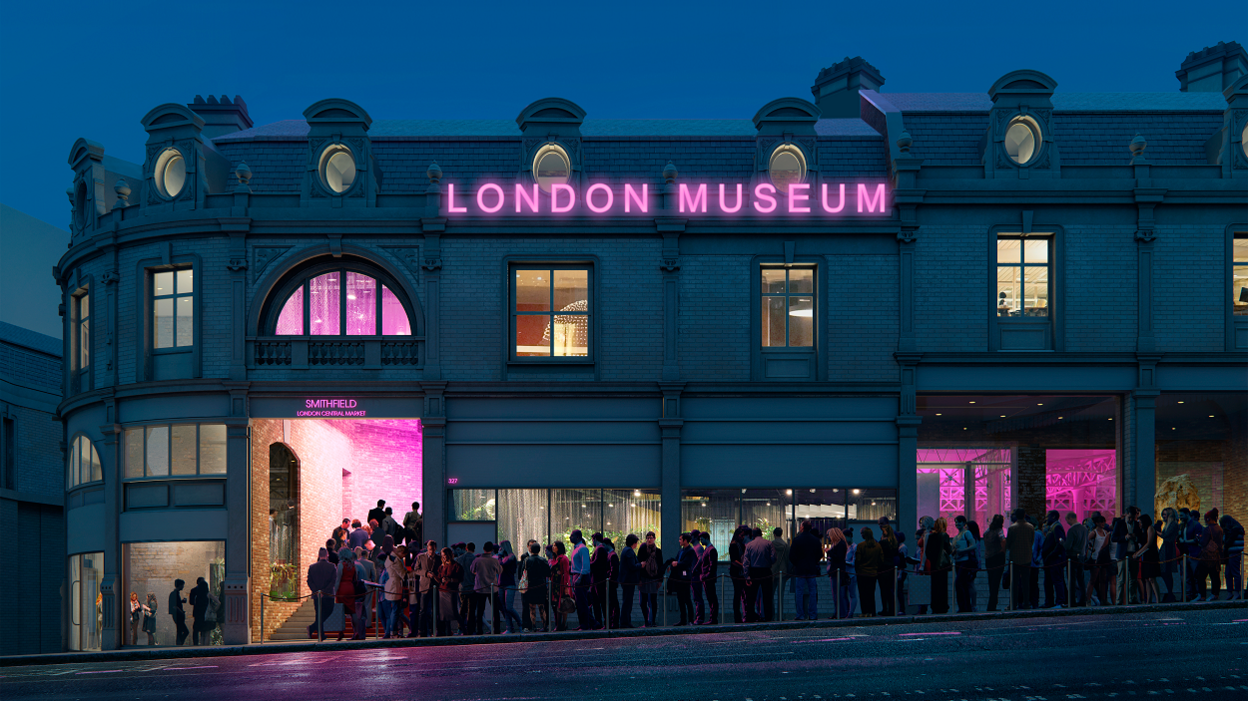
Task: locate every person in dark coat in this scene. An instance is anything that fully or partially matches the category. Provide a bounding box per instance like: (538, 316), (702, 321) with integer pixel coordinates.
(925, 518), (953, 614)
(168, 579), (188, 646)
(306, 547), (338, 639)
(188, 577), (209, 645)
(1041, 510), (1068, 608)
(522, 542), (551, 632)
(325, 538), (340, 564)
(368, 500), (387, 529)
(727, 527), (748, 623)
(855, 527), (884, 617)
(788, 520), (822, 620)
(618, 534), (641, 628)
(695, 532), (719, 624)
(636, 532), (662, 627)
(668, 533), (698, 626)
(589, 533), (612, 627)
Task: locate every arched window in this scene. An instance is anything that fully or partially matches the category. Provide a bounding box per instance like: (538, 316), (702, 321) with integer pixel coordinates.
(68, 433), (102, 490)
(268, 261), (413, 337)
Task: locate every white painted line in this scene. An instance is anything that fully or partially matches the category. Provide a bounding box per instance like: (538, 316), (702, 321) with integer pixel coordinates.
(899, 631), (961, 636)
(75, 669), (123, 674)
(163, 666), (218, 670)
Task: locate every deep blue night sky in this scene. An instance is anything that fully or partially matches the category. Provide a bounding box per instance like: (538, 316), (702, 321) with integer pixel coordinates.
(0, 0), (1242, 335)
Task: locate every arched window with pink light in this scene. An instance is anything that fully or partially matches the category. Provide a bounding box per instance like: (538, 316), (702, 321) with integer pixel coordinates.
(268, 263), (415, 337)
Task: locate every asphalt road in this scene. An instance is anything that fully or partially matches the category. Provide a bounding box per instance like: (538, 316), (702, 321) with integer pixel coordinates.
(3, 608), (1247, 701)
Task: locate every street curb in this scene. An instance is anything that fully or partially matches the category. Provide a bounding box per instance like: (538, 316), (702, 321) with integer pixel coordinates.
(3, 599), (1243, 667)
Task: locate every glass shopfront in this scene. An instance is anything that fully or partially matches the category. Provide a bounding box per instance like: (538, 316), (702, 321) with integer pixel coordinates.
(916, 395), (1120, 529)
(124, 542), (225, 647)
(450, 488), (662, 548)
(68, 552), (103, 651)
(680, 488), (899, 546)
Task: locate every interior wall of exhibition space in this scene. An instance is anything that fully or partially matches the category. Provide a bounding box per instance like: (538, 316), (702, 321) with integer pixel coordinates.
(248, 418), (421, 638)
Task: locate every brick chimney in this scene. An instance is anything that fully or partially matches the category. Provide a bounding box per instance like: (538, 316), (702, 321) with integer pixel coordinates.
(811, 56), (885, 118)
(1176, 41), (1248, 92)
(188, 95), (254, 139)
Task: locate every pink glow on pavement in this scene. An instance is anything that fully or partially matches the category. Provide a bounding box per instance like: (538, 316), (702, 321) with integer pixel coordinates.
(624, 184), (648, 212)
(446, 183), (467, 213)
(551, 184), (575, 213)
(679, 183), (707, 213)
(515, 183), (539, 213)
(586, 183), (614, 213)
(753, 183), (777, 213)
(788, 183), (811, 213)
(822, 183), (846, 213)
(719, 183), (743, 213)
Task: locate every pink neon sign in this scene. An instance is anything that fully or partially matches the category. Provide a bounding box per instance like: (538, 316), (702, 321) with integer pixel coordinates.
(444, 181), (889, 216)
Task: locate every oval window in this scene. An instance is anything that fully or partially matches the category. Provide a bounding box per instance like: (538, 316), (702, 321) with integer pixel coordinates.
(768, 146), (806, 194)
(1004, 116), (1042, 165)
(155, 148), (187, 198)
(318, 145), (357, 194)
(532, 143), (571, 193)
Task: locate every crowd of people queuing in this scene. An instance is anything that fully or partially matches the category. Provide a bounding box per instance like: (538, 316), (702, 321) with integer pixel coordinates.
(301, 498), (1245, 640)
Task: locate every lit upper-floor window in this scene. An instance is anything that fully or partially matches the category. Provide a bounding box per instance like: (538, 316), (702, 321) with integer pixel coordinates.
(154, 147), (187, 199)
(761, 266), (815, 347)
(1004, 116), (1042, 165)
(152, 268), (194, 349)
(512, 266), (590, 358)
(1234, 235), (1248, 316)
(273, 268), (411, 336)
(997, 235), (1051, 318)
(318, 144), (357, 194)
(532, 143), (571, 193)
(75, 289), (90, 375)
(67, 433), (102, 490)
(768, 145), (807, 194)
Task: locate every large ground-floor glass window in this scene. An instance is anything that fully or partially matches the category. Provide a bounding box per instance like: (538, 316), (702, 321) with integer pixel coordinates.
(68, 552), (103, 651)
(124, 542), (225, 647)
(917, 395), (1120, 531)
(450, 488), (662, 550)
(680, 488), (898, 547)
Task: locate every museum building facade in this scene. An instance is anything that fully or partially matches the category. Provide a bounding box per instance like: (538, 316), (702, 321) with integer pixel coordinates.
(55, 43), (1248, 649)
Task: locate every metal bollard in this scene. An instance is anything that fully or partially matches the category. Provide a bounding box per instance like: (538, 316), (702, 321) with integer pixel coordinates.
(778, 574), (783, 622)
(260, 594), (265, 644)
(894, 566), (899, 616)
(1009, 562), (1015, 611)
(720, 573), (725, 626)
(835, 569), (841, 619)
(1181, 554), (1187, 603)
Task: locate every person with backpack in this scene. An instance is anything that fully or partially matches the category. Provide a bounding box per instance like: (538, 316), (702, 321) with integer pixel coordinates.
(637, 531), (662, 627)
(522, 542), (551, 632)
(1220, 513), (1244, 601)
(333, 548), (366, 640)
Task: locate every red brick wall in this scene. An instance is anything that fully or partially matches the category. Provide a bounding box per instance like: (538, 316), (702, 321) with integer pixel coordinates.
(335, 420), (423, 527)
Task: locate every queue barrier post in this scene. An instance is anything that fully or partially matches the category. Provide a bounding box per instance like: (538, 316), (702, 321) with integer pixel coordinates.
(1008, 562), (1015, 611)
(720, 573), (725, 626)
(777, 573), (783, 623)
(835, 569), (840, 619)
(1181, 554), (1187, 603)
(893, 566), (899, 616)
(260, 593), (265, 644)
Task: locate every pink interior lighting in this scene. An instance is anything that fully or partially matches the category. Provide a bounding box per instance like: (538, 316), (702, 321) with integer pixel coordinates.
(381, 286), (411, 335)
(309, 272), (340, 335)
(275, 287), (303, 335)
(345, 272), (376, 335)
(917, 447), (1117, 525)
